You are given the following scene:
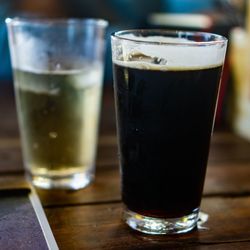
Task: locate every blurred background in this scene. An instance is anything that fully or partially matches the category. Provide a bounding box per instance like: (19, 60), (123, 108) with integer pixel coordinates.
(0, 0), (249, 136)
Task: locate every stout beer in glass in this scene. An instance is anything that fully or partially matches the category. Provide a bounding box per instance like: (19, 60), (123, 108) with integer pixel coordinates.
(111, 30), (227, 234)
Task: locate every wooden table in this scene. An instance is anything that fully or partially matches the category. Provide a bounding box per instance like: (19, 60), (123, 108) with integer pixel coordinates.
(1, 83), (250, 249)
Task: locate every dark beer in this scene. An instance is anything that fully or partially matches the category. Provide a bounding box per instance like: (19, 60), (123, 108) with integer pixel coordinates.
(113, 63), (222, 218)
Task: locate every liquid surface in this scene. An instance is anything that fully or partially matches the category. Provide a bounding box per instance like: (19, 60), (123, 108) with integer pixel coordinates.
(113, 63), (222, 218)
(14, 67), (102, 177)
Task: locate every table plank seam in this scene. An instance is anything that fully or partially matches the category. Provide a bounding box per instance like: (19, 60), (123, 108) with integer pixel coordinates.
(198, 239), (250, 245)
(0, 171), (24, 175)
(43, 199), (122, 209)
(204, 192), (250, 198)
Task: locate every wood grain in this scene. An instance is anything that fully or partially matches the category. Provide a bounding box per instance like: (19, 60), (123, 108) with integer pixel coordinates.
(2, 84), (250, 249)
(45, 197), (250, 250)
(2, 160), (250, 207)
(204, 163), (250, 196)
(37, 166), (121, 207)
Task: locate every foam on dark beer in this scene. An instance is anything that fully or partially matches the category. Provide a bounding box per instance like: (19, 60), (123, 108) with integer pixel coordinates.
(113, 35), (225, 70)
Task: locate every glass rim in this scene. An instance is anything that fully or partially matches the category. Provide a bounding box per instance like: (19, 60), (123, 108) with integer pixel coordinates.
(5, 17), (108, 28)
(111, 29), (227, 46)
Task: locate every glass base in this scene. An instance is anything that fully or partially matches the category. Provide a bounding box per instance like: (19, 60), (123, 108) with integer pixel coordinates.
(28, 171), (94, 190)
(124, 208), (199, 235)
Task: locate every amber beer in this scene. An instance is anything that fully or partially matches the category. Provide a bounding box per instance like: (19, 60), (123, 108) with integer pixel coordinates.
(14, 66), (102, 187)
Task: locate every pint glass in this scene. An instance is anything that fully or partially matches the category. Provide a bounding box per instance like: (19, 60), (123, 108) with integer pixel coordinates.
(111, 30), (227, 234)
(7, 18), (108, 189)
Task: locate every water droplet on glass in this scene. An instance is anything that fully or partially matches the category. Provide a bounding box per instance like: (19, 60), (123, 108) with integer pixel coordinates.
(49, 132), (58, 139)
(56, 63), (61, 70)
